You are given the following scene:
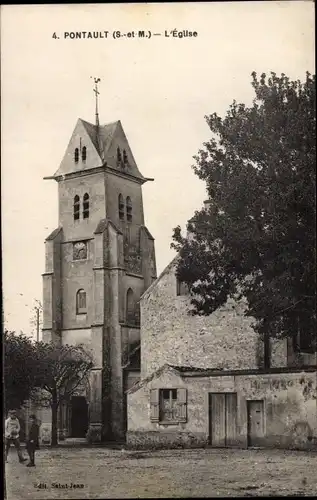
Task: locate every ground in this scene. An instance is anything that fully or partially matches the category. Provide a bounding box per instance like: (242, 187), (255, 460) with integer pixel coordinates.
(5, 447), (317, 499)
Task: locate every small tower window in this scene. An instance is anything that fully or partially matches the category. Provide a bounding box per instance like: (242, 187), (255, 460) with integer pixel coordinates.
(126, 196), (132, 223)
(117, 147), (122, 164)
(126, 288), (139, 326)
(123, 149), (128, 165)
(82, 146), (87, 162)
(76, 289), (87, 315)
(119, 194), (124, 220)
(176, 277), (188, 296)
(74, 148), (79, 163)
(73, 195), (80, 221)
(83, 193), (89, 219)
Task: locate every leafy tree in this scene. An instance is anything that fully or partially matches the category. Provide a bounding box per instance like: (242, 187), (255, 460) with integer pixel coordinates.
(4, 330), (38, 412)
(33, 342), (93, 446)
(172, 71), (316, 350)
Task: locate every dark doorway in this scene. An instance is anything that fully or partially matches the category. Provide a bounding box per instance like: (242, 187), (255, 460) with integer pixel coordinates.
(247, 400), (264, 447)
(71, 396), (88, 438)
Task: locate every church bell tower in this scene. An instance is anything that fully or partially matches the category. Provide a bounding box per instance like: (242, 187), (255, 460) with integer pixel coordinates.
(42, 78), (157, 441)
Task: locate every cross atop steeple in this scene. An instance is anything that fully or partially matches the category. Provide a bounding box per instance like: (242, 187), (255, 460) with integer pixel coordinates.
(91, 76), (101, 127)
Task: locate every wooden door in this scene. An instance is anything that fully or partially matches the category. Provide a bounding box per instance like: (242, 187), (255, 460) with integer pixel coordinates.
(209, 393), (237, 447)
(247, 400), (264, 447)
(225, 393), (237, 446)
(210, 393), (226, 446)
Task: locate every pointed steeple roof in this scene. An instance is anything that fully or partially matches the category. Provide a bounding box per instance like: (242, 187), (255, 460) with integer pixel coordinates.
(80, 118), (117, 158)
(48, 118), (152, 184)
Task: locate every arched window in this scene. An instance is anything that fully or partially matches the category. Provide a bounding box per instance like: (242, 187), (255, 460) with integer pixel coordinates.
(83, 193), (89, 219)
(82, 146), (87, 162)
(76, 289), (87, 314)
(126, 289), (140, 326)
(117, 147), (122, 163)
(123, 149), (128, 165)
(126, 288), (135, 324)
(118, 194), (124, 220)
(126, 196), (132, 223)
(74, 148), (79, 163)
(74, 195), (80, 220)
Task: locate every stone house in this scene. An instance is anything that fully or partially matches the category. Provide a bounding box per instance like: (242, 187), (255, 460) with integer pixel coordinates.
(127, 258), (317, 449)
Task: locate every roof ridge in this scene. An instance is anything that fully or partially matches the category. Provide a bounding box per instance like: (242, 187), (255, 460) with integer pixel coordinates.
(79, 118), (120, 127)
(140, 254), (179, 301)
(126, 364), (180, 395)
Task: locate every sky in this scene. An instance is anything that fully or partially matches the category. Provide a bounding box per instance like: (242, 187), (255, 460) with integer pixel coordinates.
(1, 2), (315, 337)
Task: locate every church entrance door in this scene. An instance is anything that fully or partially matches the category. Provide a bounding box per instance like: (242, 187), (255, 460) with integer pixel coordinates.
(70, 396), (88, 438)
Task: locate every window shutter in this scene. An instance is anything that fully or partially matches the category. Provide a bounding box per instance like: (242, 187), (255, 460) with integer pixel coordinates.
(177, 388), (187, 422)
(150, 389), (159, 422)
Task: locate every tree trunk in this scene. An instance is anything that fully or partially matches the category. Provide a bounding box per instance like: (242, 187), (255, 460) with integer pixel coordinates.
(51, 394), (59, 447)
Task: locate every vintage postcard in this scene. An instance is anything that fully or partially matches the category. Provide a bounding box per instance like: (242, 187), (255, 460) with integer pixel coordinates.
(2, 2), (316, 499)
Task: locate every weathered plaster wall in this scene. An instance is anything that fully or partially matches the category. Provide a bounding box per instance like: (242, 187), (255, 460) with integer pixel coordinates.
(127, 367), (317, 449)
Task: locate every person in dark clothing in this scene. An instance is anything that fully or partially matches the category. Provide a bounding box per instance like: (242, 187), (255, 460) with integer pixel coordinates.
(26, 415), (39, 467)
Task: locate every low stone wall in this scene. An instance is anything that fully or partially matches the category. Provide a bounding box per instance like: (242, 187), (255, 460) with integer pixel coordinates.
(126, 431), (317, 451)
(126, 431), (208, 450)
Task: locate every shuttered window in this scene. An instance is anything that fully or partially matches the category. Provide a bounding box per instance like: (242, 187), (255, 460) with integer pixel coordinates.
(150, 388), (187, 423)
(150, 389), (159, 422)
(177, 388), (187, 422)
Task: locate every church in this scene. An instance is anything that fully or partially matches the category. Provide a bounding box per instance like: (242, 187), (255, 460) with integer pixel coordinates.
(40, 84), (316, 450)
(42, 81), (156, 442)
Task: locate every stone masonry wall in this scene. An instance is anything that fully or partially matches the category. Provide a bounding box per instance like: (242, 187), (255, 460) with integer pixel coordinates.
(141, 262), (267, 378)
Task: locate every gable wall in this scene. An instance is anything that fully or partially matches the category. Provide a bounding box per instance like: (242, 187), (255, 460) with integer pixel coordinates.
(106, 122), (138, 170)
(141, 263), (267, 378)
(56, 120), (102, 176)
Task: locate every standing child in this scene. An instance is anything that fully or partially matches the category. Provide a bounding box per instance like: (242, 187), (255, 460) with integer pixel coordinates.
(5, 410), (27, 463)
(26, 414), (40, 467)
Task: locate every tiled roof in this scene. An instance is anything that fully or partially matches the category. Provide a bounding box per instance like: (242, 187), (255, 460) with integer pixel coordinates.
(126, 364), (179, 394)
(126, 364), (224, 394)
(80, 119), (118, 156)
(80, 119), (147, 182)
